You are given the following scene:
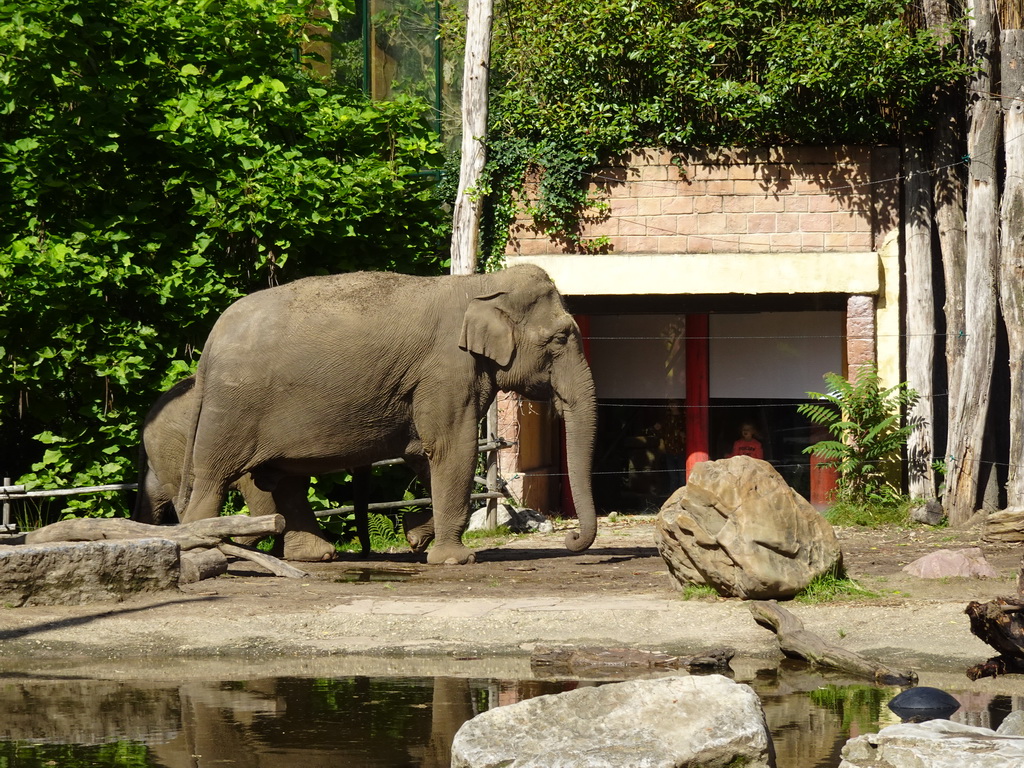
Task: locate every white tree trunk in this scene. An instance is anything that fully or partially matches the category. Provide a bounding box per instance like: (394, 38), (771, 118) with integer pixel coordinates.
(946, 0), (1001, 526)
(449, 0), (494, 275)
(903, 143), (936, 500)
(1000, 27), (1024, 506)
(922, 0), (968, 487)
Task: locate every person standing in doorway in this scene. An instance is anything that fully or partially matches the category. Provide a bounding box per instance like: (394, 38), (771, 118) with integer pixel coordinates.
(728, 422), (763, 460)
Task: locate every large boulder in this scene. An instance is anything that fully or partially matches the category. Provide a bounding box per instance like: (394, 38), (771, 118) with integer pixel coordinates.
(0, 538), (180, 606)
(840, 719), (1024, 767)
(451, 674), (775, 768)
(655, 456), (842, 599)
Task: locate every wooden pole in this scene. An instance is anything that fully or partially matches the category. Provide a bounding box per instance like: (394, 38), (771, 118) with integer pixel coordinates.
(945, 0), (1001, 526)
(685, 314), (710, 478)
(449, 0), (494, 275)
(903, 143), (936, 500)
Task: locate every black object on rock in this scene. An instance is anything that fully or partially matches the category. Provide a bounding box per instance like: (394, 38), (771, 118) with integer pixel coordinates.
(887, 686), (961, 723)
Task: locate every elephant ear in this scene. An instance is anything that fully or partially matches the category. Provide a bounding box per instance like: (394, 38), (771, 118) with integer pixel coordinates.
(459, 291), (514, 366)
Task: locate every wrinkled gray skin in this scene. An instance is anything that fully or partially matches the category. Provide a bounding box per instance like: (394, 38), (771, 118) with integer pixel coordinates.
(176, 265), (598, 564)
(133, 378), (436, 561)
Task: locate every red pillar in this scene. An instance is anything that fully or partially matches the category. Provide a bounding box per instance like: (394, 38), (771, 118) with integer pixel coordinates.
(685, 314), (710, 478)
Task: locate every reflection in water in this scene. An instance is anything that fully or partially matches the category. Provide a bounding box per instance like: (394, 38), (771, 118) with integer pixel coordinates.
(0, 666), (1019, 768)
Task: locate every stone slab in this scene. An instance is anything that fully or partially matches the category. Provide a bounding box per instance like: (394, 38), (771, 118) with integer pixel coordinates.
(0, 538), (180, 607)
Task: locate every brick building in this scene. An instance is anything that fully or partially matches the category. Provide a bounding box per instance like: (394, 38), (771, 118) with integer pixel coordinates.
(497, 146), (901, 513)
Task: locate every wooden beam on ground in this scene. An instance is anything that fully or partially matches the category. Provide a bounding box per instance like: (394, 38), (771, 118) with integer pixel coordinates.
(749, 600), (917, 685)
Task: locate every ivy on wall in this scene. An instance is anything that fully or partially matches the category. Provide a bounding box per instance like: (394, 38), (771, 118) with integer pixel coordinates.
(472, 0), (967, 257)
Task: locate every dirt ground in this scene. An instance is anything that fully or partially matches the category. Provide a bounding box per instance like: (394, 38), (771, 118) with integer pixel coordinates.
(2, 514), (1024, 689)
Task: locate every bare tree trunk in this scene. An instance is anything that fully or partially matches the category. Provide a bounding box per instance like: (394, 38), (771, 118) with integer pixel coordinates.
(923, 0), (969, 498)
(449, 0), (494, 275)
(904, 142), (936, 500)
(1000, 26), (1024, 506)
(945, 0), (1001, 526)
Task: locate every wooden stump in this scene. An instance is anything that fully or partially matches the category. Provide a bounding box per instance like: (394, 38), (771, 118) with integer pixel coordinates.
(965, 596), (1024, 680)
(180, 547), (229, 584)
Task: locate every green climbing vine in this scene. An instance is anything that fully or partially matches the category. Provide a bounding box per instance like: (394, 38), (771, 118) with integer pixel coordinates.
(466, 0), (968, 258)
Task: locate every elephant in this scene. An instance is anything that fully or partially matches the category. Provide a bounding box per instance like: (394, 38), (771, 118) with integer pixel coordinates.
(132, 377), (336, 561)
(175, 264), (598, 565)
(135, 380), (446, 560)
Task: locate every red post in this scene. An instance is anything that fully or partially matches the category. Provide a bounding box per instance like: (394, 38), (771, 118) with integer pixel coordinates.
(685, 314), (710, 478)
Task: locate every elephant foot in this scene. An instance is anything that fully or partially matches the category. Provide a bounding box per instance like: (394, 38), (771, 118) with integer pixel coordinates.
(403, 509), (434, 554)
(406, 529), (434, 554)
(282, 530), (336, 562)
(232, 535), (262, 549)
(426, 543), (476, 565)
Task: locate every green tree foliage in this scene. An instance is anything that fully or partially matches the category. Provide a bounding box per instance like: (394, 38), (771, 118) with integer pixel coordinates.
(0, 0), (448, 513)
(477, 0), (966, 256)
(799, 365), (919, 507)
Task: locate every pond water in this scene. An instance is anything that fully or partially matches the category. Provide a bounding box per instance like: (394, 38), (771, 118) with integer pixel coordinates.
(0, 657), (1019, 768)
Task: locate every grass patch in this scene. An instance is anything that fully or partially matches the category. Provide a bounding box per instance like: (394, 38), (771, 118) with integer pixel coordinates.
(679, 583), (721, 600)
(823, 499), (912, 528)
(795, 570), (879, 604)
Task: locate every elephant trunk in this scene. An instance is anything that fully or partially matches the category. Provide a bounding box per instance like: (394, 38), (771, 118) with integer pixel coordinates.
(552, 347), (598, 553)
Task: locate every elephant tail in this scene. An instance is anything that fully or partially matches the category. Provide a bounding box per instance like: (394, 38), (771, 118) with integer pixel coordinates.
(131, 437), (154, 522)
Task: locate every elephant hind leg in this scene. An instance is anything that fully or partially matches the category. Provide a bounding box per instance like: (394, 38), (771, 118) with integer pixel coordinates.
(272, 476), (336, 563)
(179, 473), (229, 523)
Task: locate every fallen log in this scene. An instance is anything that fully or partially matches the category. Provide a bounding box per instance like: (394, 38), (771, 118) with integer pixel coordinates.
(24, 514), (285, 550)
(530, 645), (734, 675)
(180, 547), (230, 584)
(749, 600), (917, 686)
(218, 542), (310, 579)
(20, 514), (307, 581)
(965, 597), (1024, 680)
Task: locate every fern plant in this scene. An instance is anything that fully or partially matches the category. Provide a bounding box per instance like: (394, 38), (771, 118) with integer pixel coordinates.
(799, 365), (918, 507)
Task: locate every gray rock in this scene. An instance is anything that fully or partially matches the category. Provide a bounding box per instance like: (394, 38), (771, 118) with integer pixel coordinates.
(655, 456), (842, 599)
(840, 719), (1024, 767)
(468, 503), (552, 534)
(902, 548), (999, 579)
(451, 674), (775, 768)
(910, 499), (945, 526)
(0, 538), (179, 606)
(997, 711), (1024, 737)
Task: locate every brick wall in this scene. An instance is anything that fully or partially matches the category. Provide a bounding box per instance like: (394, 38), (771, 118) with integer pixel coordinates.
(506, 146), (899, 257)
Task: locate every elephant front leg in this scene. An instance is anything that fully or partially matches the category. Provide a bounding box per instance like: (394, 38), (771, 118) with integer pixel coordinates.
(424, 439), (477, 565)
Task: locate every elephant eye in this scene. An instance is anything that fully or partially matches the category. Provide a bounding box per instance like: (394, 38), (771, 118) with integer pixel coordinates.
(551, 331), (569, 347)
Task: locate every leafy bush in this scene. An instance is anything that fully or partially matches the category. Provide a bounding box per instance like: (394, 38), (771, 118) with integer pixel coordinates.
(799, 365), (918, 507)
(0, 0), (448, 516)
(824, 498), (915, 528)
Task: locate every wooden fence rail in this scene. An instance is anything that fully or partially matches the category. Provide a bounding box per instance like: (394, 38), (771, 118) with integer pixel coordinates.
(1, 438), (515, 534)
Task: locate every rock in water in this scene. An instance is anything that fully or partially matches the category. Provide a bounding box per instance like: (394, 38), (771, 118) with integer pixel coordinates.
(655, 456), (842, 599)
(451, 674), (774, 768)
(840, 720), (1024, 767)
